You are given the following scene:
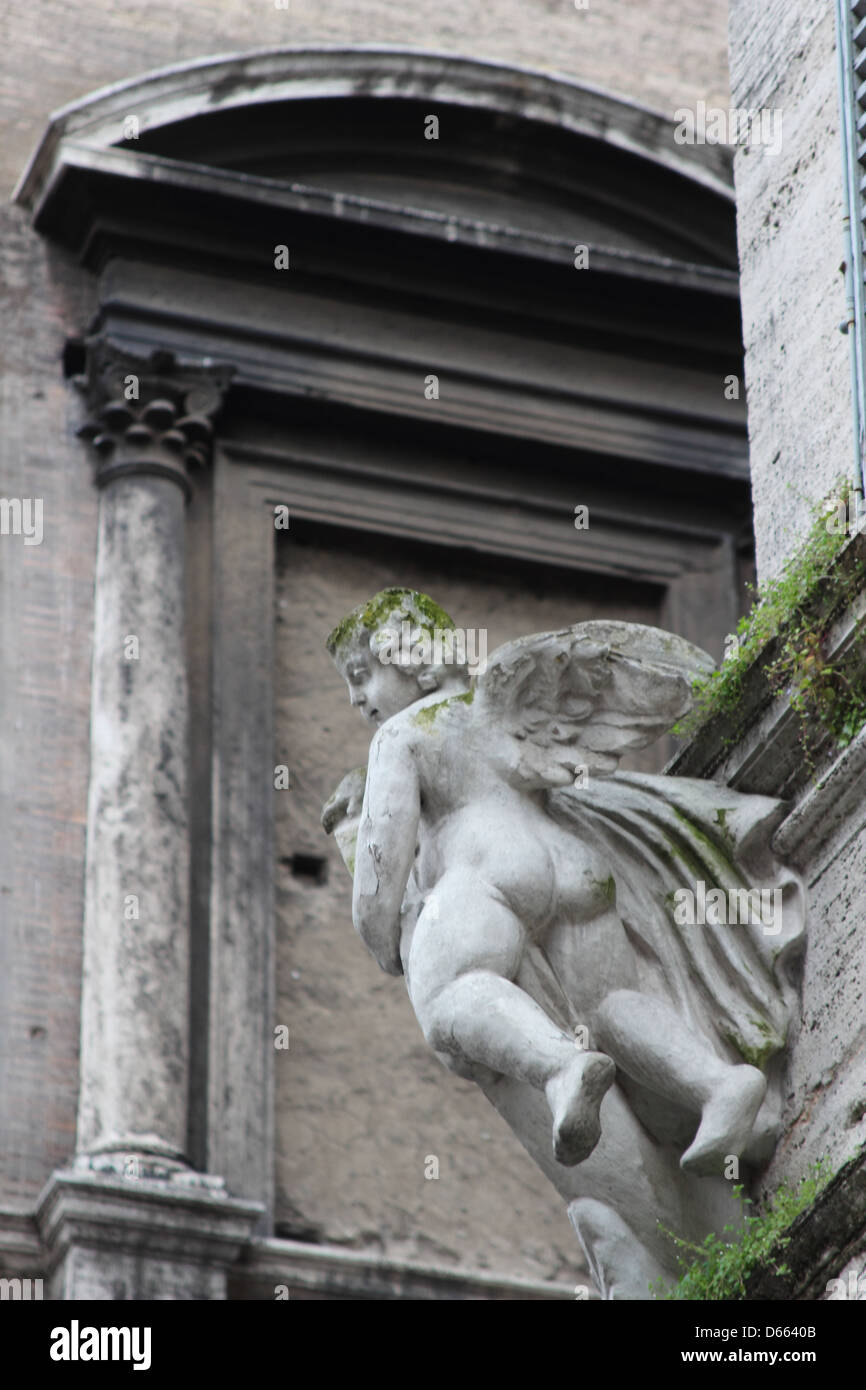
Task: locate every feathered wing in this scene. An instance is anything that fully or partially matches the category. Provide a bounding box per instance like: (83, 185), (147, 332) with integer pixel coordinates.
(473, 621), (715, 786)
(537, 772), (806, 1156)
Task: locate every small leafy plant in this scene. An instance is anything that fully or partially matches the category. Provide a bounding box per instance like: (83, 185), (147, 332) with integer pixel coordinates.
(651, 1159), (834, 1300)
(673, 481), (866, 766)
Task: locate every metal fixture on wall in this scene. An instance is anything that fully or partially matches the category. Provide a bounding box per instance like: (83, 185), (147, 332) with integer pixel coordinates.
(835, 0), (866, 499)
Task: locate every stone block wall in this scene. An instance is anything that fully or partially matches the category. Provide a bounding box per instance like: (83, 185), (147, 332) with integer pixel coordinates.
(728, 0), (854, 582)
(769, 759), (866, 1195)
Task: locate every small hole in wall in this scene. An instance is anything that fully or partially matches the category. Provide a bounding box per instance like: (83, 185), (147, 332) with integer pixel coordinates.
(63, 337), (86, 379)
(281, 853), (329, 885)
(847, 1097), (866, 1128)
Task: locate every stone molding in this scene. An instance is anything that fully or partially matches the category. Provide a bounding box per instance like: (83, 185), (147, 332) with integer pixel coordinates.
(667, 526), (866, 1224)
(35, 1168), (263, 1300)
(237, 1236), (580, 1301)
(0, 1203), (577, 1300)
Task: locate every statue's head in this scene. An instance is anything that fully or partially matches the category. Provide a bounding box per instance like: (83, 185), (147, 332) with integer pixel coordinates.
(326, 587), (469, 727)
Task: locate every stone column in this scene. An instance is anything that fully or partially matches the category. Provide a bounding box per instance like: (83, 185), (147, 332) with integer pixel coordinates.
(34, 345), (263, 1301)
(73, 346), (223, 1175)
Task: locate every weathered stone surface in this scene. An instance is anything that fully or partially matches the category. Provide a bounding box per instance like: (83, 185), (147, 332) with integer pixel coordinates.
(36, 1167), (262, 1300)
(0, 0), (759, 1302)
(823, 1249), (866, 1300)
(77, 474), (191, 1158)
(232, 1236), (580, 1300)
(0, 207), (98, 1209)
(729, 0), (853, 582)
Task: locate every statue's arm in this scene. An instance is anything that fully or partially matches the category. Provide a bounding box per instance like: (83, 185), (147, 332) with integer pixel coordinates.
(352, 731), (420, 977)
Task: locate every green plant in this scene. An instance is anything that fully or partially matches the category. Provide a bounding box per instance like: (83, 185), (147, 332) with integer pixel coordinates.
(673, 481), (866, 763)
(651, 1159), (834, 1300)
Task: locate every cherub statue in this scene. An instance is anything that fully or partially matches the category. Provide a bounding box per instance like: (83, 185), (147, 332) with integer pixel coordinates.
(322, 589), (805, 1296)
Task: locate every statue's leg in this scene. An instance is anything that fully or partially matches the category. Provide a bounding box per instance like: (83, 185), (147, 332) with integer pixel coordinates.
(594, 990), (766, 1176)
(483, 1072), (738, 1296)
(567, 1198), (669, 1300)
(406, 874), (615, 1164)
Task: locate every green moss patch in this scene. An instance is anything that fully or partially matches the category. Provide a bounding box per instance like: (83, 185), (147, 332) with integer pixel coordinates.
(673, 482), (866, 765)
(411, 689), (474, 730)
(326, 588), (456, 657)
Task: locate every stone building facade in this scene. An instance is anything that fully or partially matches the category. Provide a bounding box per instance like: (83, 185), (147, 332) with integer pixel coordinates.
(1, 0), (863, 1300)
(728, 0), (856, 580)
(721, 0), (866, 1298)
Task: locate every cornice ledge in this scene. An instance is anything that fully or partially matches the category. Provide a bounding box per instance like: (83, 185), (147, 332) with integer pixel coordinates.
(666, 531), (866, 840)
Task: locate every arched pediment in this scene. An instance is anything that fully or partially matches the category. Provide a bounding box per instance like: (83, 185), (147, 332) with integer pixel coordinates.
(16, 45), (748, 527)
(16, 46), (735, 269)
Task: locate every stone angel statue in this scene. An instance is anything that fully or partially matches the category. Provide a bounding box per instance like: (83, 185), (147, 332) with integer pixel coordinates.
(322, 589), (805, 1298)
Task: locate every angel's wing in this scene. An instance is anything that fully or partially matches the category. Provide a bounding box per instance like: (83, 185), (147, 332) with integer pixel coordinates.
(474, 620), (714, 786)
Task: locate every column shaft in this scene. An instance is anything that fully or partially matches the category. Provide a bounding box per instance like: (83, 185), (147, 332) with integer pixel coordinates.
(77, 474), (190, 1159)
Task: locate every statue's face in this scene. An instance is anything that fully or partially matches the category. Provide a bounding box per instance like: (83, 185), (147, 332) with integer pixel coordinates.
(338, 640), (423, 728)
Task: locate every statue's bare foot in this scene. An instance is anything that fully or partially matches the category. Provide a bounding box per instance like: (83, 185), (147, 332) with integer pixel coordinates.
(546, 1051), (616, 1167)
(680, 1065), (767, 1177)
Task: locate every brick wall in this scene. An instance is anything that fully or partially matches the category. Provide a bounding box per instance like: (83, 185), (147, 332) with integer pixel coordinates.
(0, 216), (98, 1206)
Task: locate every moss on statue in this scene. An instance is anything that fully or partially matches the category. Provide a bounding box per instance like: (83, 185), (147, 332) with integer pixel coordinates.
(411, 689), (474, 730)
(592, 874), (616, 905)
(723, 1022), (778, 1071)
(326, 587), (457, 657)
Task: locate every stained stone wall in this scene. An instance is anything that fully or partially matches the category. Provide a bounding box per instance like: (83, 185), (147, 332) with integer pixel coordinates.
(764, 734), (866, 1197)
(0, 221), (100, 1210)
(273, 530), (661, 1281)
(725, 0), (866, 1270)
(728, 0), (853, 582)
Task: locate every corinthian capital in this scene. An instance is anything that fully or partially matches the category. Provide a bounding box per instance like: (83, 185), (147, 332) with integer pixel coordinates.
(74, 341), (233, 500)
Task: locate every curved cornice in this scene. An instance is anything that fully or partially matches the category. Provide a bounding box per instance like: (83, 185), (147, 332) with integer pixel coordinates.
(14, 45), (734, 210)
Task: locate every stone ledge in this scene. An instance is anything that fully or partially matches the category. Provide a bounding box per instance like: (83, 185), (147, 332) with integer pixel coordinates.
(2, 1201), (583, 1300)
(744, 1148), (866, 1300)
(232, 1235), (582, 1301)
(0, 1208), (44, 1276)
(667, 528), (866, 805)
(35, 1167), (264, 1273)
